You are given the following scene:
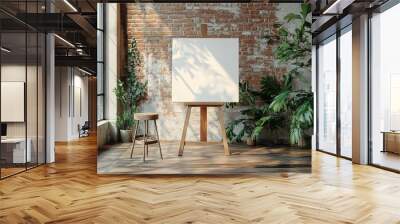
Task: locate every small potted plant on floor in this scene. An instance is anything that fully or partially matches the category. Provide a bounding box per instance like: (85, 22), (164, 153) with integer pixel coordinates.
(114, 38), (147, 143)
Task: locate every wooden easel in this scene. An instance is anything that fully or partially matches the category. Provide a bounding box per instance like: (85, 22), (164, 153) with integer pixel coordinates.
(178, 102), (230, 156)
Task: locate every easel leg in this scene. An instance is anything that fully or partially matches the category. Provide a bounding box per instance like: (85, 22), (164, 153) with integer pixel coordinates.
(200, 106), (207, 142)
(179, 106), (192, 156)
(218, 106), (230, 156)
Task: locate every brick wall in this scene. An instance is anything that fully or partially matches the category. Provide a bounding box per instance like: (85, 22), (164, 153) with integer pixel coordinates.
(126, 2), (299, 141)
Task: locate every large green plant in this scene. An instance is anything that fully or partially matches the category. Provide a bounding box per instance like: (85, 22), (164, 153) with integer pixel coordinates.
(114, 38), (147, 130)
(268, 3), (313, 145)
(251, 76), (286, 139)
(226, 77), (284, 143)
(226, 81), (260, 143)
(227, 3), (312, 145)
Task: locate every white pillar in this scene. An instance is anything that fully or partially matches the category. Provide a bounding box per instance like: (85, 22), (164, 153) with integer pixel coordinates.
(352, 14), (369, 164)
(46, 33), (55, 163)
(104, 3), (118, 121)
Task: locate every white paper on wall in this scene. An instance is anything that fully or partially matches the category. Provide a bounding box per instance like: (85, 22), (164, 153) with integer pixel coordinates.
(172, 38), (239, 103)
(1, 82), (25, 122)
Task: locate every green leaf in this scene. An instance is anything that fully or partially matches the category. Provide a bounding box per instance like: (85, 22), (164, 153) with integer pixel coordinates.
(278, 27), (289, 37)
(259, 76), (283, 104)
(301, 3), (311, 18)
(269, 90), (290, 113)
(284, 13), (302, 22)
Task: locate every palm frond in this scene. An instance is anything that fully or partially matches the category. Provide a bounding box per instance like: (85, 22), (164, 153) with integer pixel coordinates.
(269, 90), (290, 113)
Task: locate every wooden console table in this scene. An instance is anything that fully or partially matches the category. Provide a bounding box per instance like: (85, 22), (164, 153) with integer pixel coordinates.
(178, 103), (230, 156)
(382, 131), (400, 154)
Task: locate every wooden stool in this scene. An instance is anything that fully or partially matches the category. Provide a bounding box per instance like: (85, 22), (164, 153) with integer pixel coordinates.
(130, 113), (163, 162)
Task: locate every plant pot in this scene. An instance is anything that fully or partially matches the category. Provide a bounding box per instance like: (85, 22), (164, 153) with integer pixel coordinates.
(298, 135), (311, 149)
(246, 137), (256, 146)
(120, 129), (132, 143)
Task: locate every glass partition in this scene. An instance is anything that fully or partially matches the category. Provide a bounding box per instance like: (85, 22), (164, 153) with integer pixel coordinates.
(0, 1), (46, 179)
(339, 27), (352, 158)
(317, 35), (337, 154)
(370, 4), (400, 171)
(27, 31), (38, 169)
(0, 31), (28, 177)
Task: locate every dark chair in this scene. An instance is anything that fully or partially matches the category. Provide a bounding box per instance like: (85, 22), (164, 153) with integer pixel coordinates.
(78, 121), (90, 138)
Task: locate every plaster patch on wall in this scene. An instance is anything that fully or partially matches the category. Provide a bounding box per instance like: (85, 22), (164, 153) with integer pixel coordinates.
(276, 3), (302, 31)
(186, 3), (241, 17)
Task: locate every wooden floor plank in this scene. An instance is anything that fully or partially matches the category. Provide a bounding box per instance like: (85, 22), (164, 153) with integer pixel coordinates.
(0, 135), (400, 223)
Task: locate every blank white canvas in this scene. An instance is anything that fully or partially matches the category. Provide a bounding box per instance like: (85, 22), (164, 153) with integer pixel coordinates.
(1, 82), (25, 122)
(172, 38), (239, 102)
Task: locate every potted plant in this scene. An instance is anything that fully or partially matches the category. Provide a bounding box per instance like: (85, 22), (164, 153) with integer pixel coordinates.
(226, 78), (283, 145)
(226, 106), (261, 146)
(267, 3), (313, 148)
(227, 4), (312, 148)
(226, 81), (257, 145)
(250, 76), (286, 143)
(116, 107), (135, 143)
(114, 38), (147, 143)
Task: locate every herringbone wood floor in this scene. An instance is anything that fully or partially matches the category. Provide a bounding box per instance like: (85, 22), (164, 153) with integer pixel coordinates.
(1, 135), (400, 223)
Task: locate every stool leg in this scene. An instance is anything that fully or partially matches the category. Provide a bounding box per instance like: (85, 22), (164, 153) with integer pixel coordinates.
(154, 120), (163, 160)
(143, 120), (148, 162)
(130, 120), (139, 158)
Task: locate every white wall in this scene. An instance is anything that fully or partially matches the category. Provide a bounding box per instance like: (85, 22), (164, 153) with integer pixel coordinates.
(55, 67), (89, 141)
(55, 67), (69, 141)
